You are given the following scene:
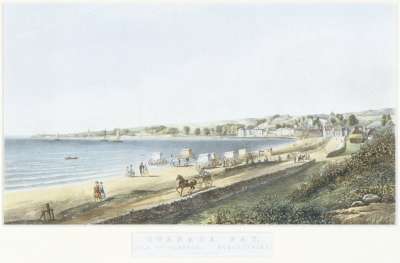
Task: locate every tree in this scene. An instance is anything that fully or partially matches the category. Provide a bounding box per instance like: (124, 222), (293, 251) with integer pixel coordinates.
(256, 118), (267, 126)
(183, 126), (190, 135)
(387, 114), (392, 123)
(330, 117), (337, 125)
(313, 117), (321, 128)
(216, 125), (223, 135)
(167, 127), (179, 135)
(348, 114), (359, 126)
(145, 125), (167, 134)
(194, 128), (201, 136)
(336, 114), (344, 122)
(203, 128), (211, 136)
(382, 114), (392, 126)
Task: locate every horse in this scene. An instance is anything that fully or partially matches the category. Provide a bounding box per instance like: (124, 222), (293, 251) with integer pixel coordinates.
(297, 153), (306, 162)
(176, 174), (197, 196)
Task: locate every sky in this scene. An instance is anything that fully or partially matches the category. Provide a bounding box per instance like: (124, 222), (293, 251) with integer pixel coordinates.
(4, 3), (397, 135)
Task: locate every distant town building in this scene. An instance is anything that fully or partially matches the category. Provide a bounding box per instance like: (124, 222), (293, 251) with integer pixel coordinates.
(273, 128), (295, 137)
(322, 123), (349, 138)
(237, 128), (267, 137)
(304, 119), (314, 129)
(322, 126), (344, 138)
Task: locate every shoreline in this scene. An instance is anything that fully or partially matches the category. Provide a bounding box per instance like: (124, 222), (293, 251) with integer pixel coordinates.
(3, 137), (317, 195)
(5, 137), (297, 192)
(22, 135), (298, 141)
(3, 136), (331, 223)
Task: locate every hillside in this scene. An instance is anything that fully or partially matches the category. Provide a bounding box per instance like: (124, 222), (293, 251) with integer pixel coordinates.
(202, 126), (395, 224)
(38, 108), (394, 138)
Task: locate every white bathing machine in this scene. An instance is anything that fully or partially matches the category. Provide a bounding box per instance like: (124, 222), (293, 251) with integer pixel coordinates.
(238, 148), (247, 161)
(196, 152), (219, 169)
(172, 148), (194, 167)
(148, 152), (167, 165)
(224, 151), (238, 160)
(223, 151), (239, 167)
(180, 148), (193, 159)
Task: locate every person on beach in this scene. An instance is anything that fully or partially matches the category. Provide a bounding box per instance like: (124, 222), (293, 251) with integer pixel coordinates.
(141, 162), (147, 176)
(130, 164), (134, 176)
(93, 181), (101, 202)
(129, 164), (135, 176)
(99, 182), (106, 199)
(126, 166), (130, 176)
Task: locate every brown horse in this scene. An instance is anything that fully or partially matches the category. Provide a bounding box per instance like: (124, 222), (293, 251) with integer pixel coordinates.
(176, 174), (197, 196)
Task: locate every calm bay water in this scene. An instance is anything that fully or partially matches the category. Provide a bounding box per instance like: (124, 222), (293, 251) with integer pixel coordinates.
(4, 137), (293, 191)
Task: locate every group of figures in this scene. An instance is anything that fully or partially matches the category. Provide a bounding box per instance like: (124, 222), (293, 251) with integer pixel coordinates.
(39, 203), (55, 222)
(170, 157), (191, 167)
(93, 181), (106, 201)
(293, 152), (311, 163)
(126, 162), (149, 177)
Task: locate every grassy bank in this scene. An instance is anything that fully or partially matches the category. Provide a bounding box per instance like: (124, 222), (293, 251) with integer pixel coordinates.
(181, 161), (326, 224)
(193, 127), (395, 224)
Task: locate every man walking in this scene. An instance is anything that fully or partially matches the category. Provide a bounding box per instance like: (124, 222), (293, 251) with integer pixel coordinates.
(139, 162), (143, 176)
(99, 182), (106, 199)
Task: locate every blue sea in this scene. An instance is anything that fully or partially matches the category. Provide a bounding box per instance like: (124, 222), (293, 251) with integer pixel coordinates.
(4, 137), (294, 191)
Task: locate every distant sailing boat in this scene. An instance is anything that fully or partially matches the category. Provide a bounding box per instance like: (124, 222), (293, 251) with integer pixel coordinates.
(111, 129), (123, 143)
(54, 133), (61, 141)
(101, 130), (108, 142)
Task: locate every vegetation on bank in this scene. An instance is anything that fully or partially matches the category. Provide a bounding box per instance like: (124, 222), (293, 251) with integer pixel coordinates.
(207, 127), (395, 224)
(209, 197), (330, 224)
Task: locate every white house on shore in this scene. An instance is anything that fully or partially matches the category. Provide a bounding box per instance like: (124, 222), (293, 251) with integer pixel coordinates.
(237, 128), (267, 137)
(322, 124), (350, 138)
(272, 128), (295, 137)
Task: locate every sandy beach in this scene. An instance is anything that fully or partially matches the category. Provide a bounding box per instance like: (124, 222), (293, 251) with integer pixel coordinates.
(4, 136), (338, 223)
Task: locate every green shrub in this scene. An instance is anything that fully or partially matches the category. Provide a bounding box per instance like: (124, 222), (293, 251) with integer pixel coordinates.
(290, 127), (395, 202)
(208, 196), (331, 224)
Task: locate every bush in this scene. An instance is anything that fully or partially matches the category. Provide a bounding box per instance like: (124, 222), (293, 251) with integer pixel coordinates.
(208, 196), (331, 224)
(290, 127), (395, 202)
(289, 129), (395, 203)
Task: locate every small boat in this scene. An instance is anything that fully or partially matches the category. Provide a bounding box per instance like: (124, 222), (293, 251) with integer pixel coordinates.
(54, 133), (61, 141)
(110, 129), (123, 143)
(101, 129), (108, 142)
(65, 156), (79, 160)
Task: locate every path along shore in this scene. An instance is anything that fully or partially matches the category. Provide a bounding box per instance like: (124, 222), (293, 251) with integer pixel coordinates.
(4, 136), (339, 224)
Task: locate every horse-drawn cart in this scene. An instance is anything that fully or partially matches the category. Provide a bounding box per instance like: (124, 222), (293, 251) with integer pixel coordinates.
(175, 169), (213, 197)
(194, 169), (213, 188)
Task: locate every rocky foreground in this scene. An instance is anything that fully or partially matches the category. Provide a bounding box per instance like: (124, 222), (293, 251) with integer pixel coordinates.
(327, 203), (395, 224)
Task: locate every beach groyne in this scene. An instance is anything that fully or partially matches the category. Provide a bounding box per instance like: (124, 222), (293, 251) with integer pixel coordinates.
(99, 160), (316, 224)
